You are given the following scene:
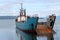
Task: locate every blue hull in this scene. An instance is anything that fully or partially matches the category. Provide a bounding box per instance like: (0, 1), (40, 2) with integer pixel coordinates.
(16, 17), (38, 30)
(16, 17), (38, 40)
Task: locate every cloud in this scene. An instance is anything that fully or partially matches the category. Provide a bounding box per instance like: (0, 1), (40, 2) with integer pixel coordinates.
(17, 0), (60, 3)
(0, 0), (60, 17)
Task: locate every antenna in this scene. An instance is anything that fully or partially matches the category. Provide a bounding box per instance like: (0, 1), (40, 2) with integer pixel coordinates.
(21, 3), (23, 10)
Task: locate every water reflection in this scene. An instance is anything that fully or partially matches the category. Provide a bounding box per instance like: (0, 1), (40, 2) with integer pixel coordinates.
(47, 33), (54, 40)
(16, 29), (56, 40)
(16, 28), (37, 40)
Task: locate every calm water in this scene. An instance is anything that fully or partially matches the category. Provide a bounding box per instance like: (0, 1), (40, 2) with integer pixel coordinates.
(0, 18), (60, 40)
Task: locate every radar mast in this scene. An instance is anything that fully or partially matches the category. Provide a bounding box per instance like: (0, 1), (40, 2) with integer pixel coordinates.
(20, 3), (26, 16)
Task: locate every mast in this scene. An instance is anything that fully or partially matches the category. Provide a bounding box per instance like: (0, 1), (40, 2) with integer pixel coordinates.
(20, 3), (26, 16)
(21, 3), (23, 10)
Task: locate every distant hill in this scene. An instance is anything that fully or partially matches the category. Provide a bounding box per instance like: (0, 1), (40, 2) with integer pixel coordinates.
(56, 16), (60, 18)
(0, 16), (16, 19)
(0, 15), (60, 19)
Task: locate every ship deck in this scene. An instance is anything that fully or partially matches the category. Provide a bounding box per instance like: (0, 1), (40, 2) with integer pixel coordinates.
(36, 25), (55, 36)
(36, 27), (55, 36)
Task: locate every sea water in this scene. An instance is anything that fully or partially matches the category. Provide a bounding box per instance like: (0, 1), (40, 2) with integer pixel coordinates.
(0, 17), (60, 40)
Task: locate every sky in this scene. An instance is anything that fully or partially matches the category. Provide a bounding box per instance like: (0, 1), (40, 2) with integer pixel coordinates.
(0, 0), (60, 17)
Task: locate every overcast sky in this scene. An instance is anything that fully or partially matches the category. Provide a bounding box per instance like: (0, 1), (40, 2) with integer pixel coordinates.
(0, 0), (60, 17)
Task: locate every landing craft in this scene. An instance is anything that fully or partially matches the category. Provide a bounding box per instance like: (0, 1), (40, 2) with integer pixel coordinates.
(15, 3), (56, 40)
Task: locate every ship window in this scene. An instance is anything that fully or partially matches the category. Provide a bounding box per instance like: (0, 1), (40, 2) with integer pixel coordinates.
(18, 17), (20, 22)
(21, 16), (26, 21)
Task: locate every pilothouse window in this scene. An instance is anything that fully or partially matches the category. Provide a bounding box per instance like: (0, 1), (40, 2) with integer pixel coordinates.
(18, 17), (20, 22)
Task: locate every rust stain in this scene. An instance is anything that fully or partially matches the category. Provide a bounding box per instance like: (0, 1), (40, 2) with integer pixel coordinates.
(36, 24), (53, 35)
